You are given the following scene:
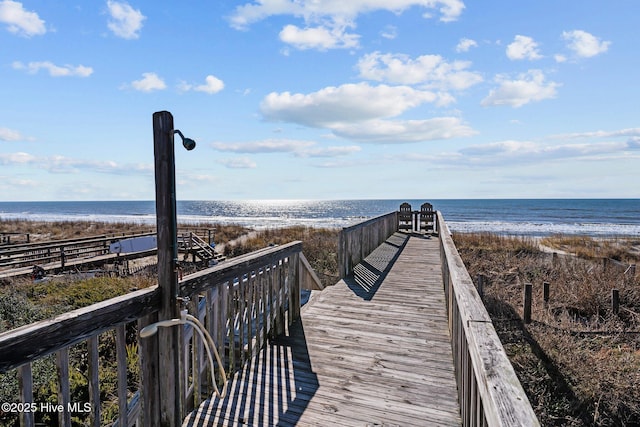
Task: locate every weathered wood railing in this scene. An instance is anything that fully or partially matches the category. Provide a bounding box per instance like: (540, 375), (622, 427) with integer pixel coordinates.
(0, 241), (308, 426)
(0, 232), (30, 245)
(437, 211), (539, 426)
(337, 211), (398, 279)
(0, 232), (155, 270)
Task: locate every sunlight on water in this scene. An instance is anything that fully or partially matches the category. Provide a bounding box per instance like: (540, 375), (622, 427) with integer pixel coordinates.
(1, 199), (639, 236)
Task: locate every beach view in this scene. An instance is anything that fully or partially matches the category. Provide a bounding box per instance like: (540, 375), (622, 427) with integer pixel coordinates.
(2, 1), (639, 426)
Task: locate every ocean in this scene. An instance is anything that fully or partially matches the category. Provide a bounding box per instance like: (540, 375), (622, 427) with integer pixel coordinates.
(0, 199), (639, 237)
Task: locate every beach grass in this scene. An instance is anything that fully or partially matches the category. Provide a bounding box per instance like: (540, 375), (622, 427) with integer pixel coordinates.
(454, 232), (640, 426)
(541, 234), (640, 263)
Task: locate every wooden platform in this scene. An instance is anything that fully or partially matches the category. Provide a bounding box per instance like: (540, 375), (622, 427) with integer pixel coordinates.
(183, 233), (461, 426)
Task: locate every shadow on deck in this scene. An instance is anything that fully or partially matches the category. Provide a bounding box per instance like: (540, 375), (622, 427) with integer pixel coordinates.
(184, 321), (317, 426)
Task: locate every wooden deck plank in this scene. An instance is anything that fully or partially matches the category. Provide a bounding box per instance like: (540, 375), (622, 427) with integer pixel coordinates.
(184, 233), (461, 426)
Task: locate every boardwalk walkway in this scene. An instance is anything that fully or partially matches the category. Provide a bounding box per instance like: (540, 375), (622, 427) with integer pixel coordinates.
(184, 232), (461, 426)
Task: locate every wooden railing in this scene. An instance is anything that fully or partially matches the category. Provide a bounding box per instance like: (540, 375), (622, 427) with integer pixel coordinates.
(0, 232), (155, 270)
(337, 211), (398, 279)
(437, 211), (540, 426)
(0, 232), (30, 245)
(0, 241), (309, 426)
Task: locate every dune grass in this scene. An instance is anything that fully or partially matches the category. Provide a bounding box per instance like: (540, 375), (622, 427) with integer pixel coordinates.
(454, 232), (640, 426)
(541, 234), (640, 263)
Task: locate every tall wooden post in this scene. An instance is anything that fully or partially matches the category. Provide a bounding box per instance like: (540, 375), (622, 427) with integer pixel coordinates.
(153, 111), (182, 426)
(612, 288), (620, 315)
(523, 283), (533, 324)
(476, 274), (484, 301)
(543, 282), (550, 308)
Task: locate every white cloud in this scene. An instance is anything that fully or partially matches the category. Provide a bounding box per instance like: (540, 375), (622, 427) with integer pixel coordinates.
(381, 25), (397, 40)
(230, 0), (465, 29)
(230, 1), (463, 51)
(212, 139), (316, 154)
(330, 117), (477, 143)
(259, 82), (473, 142)
(107, 0), (145, 39)
(180, 75), (225, 94)
(212, 138), (362, 157)
(554, 54), (567, 63)
(562, 30), (610, 58)
(481, 70), (559, 108)
(295, 145), (361, 157)
(506, 35), (542, 60)
(261, 82), (445, 127)
(552, 128), (640, 140)
(357, 51), (482, 90)
(0, 151), (35, 164)
(0, 0), (45, 36)
(279, 24), (359, 50)
(0, 151), (152, 174)
(129, 72), (166, 92)
(196, 75), (225, 94)
(12, 61), (93, 77)
(0, 127), (27, 141)
(0, 176), (37, 189)
(458, 139), (639, 165)
(455, 38), (477, 52)
(218, 157), (257, 169)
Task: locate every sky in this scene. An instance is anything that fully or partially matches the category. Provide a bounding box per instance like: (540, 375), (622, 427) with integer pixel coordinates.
(1, 1), (639, 201)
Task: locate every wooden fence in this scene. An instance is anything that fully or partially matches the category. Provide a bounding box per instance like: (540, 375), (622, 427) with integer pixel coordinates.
(437, 211), (539, 426)
(337, 211), (398, 279)
(0, 241), (312, 426)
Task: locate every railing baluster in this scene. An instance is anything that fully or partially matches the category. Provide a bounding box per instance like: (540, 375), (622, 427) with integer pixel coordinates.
(274, 260), (284, 337)
(115, 325), (128, 427)
(56, 347), (71, 427)
(289, 253), (300, 324)
(205, 287), (215, 394)
(18, 363), (34, 427)
(138, 312), (160, 425)
(87, 336), (101, 426)
(227, 279), (235, 375)
(189, 297), (201, 410)
(239, 273), (247, 366)
(268, 264), (275, 339)
(214, 283), (226, 384)
(247, 272), (255, 358)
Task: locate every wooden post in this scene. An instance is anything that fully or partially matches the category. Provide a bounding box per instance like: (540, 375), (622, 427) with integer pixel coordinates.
(153, 110), (182, 426)
(612, 289), (620, 315)
(523, 283), (533, 324)
(543, 282), (550, 308)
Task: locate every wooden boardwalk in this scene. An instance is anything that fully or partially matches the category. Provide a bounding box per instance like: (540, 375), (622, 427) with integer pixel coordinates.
(183, 233), (461, 426)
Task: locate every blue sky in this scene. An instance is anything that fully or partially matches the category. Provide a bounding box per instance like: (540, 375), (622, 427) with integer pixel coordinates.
(1, 1), (638, 201)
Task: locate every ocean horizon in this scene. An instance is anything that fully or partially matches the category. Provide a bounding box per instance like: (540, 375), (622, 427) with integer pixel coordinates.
(1, 199), (639, 237)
